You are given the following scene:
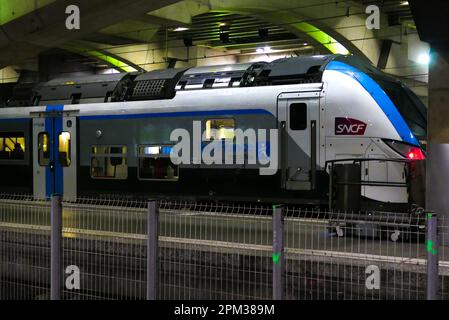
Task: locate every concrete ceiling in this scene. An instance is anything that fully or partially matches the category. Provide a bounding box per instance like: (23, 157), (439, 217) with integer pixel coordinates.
(0, 0), (429, 99)
(0, 0), (181, 67)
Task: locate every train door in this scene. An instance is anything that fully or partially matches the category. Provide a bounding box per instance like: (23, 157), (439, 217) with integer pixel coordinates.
(33, 106), (77, 200)
(278, 93), (320, 190)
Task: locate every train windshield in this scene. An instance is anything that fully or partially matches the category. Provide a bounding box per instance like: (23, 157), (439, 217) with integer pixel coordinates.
(376, 78), (427, 141)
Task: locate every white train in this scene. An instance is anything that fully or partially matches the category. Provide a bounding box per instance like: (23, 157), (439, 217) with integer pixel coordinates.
(0, 54), (426, 206)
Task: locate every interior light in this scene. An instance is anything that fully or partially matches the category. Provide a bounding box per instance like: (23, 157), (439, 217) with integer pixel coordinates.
(144, 146), (160, 155)
(400, 1), (409, 6)
(59, 132), (71, 143)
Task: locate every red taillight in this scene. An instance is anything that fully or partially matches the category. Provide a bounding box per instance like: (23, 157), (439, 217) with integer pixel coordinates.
(406, 147), (426, 160)
(383, 139), (426, 160)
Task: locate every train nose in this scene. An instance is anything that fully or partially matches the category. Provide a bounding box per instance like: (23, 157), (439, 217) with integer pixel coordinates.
(383, 139), (426, 160)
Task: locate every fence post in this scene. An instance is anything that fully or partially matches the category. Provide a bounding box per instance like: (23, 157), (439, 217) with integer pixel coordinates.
(147, 200), (159, 300)
(272, 204), (285, 300)
(50, 194), (62, 300)
(426, 211), (439, 300)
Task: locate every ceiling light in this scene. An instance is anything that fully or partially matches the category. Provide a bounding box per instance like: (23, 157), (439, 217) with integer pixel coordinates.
(256, 46), (271, 53)
(172, 27), (189, 32)
(400, 1), (409, 5)
(417, 52), (430, 65)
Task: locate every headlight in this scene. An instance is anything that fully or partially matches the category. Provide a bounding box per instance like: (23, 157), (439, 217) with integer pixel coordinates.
(383, 139), (426, 160)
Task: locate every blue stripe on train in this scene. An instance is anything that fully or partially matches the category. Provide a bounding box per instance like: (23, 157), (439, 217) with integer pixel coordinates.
(79, 108), (272, 121)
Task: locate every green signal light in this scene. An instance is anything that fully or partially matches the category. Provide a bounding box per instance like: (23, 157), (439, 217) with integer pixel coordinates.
(272, 252), (281, 264)
(427, 240), (437, 255)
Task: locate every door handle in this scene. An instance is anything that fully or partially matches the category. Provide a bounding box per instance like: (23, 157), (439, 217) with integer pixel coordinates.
(49, 162), (55, 171)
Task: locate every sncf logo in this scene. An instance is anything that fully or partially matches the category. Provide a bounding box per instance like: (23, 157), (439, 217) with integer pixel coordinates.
(335, 117), (367, 135)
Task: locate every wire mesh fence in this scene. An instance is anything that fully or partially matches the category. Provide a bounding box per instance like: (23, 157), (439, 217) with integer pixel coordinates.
(438, 216), (449, 300)
(0, 194), (447, 300)
(61, 198), (148, 300)
(159, 204), (273, 299)
(0, 195), (51, 299)
(284, 210), (428, 299)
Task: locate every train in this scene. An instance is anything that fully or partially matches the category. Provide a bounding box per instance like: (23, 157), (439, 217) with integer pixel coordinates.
(0, 54), (427, 208)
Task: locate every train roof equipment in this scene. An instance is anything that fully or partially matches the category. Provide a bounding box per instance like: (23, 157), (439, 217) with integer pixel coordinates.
(2, 54), (417, 108)
(250, 54), (335, 86)
(32, 72), (135, 106)
(128, 67), (188, 101)
(175, 62), (267, 90)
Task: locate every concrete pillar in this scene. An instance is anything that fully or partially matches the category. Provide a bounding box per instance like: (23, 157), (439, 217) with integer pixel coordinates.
(426, 46), (449, 245)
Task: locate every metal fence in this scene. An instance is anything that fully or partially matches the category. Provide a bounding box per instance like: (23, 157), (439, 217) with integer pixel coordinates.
(0, 195), (51, 299)
(0, 194), (447, 300)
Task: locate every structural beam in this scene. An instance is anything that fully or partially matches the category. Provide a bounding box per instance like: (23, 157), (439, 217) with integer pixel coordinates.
(61, 41), (145, 73)
(0, 0), (181, 66)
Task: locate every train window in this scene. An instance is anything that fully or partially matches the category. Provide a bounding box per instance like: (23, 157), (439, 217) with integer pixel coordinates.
(205, 119), (235, 140)
(91, 145), (128, 180)
(0, 132), (25, 161)
(58, 132), (71, 167)
(289, 103), (307, 130)
(138, 145), (179, 181)
(38, 133), (50, 166)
